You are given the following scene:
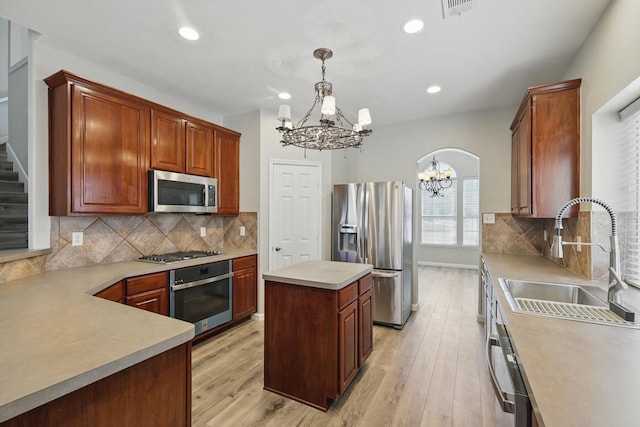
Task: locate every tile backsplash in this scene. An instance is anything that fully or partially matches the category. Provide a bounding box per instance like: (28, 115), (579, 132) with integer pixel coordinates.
(0, 212), (257, 283)
(483, 212), (592, 280)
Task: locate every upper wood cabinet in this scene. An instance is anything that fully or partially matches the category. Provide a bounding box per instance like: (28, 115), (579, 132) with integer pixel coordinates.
(510, 78), (581, 218)
(45, 71), (150, 216)
(151, 110), (215, 177)
(214, 129), (241, 215)
(151, 109), (185, 173)
(186, 119), (215, 177)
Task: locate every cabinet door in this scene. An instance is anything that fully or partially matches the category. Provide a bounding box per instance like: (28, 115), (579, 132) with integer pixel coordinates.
(185, 120), (214, 177)
(95, 281), (125, 303)
(338, 299), (358, 394)
(232, 266), (257, 320)
(517, 106), (531, 216)
(511, 130), (519, 215)
(126, 288), (168, 315)
(214, 130), (240, 215)
(70, 85), (150, 214)
(358, 288), (373, 365)
(151, 109), (185, 172)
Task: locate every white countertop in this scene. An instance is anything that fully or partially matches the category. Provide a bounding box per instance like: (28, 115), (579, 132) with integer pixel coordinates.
(482, 253), (640, 427)
(0, 249), (256, 423)
(263, 260), (373, 290)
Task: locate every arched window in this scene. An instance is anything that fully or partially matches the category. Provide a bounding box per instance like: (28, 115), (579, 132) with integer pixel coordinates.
(421, 161), (479, 246)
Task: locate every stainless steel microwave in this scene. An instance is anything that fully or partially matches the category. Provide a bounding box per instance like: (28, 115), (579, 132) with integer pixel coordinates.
(149, 170), (217, 213)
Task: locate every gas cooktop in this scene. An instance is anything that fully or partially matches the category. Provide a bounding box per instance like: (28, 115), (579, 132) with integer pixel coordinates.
(138, 250), (222, 264)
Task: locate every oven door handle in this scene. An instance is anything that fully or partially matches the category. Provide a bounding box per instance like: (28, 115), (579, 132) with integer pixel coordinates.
(171, 272), (234, 291)
(486, 332), (515, 413)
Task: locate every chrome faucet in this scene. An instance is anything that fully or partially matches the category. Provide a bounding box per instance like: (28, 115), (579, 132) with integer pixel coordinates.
(550, 197), (628, 305)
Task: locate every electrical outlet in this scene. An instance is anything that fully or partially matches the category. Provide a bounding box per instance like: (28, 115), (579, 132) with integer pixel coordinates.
(482, 213), (495, 224)
(577, 236), (582, 252)
(240, 226), (246, 236)
(200, 227), (206, 237)
(72, 232), (83, 246)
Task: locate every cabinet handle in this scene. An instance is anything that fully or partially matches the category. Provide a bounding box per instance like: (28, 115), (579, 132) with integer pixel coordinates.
(486, 333), (515, 413)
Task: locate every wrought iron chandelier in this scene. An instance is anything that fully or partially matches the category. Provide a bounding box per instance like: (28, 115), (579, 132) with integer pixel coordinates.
(418, 156), (454, 197)
(276, 48), (372, 151)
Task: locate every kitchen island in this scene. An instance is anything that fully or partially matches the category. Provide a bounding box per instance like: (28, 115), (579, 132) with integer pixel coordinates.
(263, 260), (373, 411)
(482, 253), (640, 427)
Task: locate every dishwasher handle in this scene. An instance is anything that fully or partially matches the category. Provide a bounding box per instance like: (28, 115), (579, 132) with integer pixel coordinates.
(486, 332), (515, 413)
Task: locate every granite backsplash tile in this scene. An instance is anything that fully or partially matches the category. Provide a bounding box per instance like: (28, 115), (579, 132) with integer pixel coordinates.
(542, 211), (591, 279)
(0, 212), (258, 283)
(482, 213), (544, 256)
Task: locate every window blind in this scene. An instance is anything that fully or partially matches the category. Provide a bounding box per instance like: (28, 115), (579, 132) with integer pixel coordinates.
(463, 178), (480, 246)
(421, 181), (458, 244)
(619, 100), (640, 285)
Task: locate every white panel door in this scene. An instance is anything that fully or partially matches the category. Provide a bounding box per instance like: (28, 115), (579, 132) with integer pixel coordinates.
(269, 160), (321, 269)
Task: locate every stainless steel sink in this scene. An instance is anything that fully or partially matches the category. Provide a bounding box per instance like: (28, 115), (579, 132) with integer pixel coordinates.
(498, 278), (640, 328)
(503, 279), (606, 307)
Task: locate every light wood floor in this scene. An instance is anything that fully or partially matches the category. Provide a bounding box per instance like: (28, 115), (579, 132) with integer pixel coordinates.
(191, 266), (513, 427)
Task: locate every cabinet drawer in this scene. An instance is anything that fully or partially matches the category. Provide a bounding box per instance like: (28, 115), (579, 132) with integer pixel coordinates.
(338, 282), (358, 309)
(126, 272), (169, 295)
(232, 255), (257, 271)
(358, 273), (372, 295)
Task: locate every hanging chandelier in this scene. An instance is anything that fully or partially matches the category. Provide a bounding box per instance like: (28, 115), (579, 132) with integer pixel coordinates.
(418, 156), (454, 197)
(276, 48), (372, 151)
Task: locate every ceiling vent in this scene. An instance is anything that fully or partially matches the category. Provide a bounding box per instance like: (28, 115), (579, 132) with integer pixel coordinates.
(441, 0), (473, 18)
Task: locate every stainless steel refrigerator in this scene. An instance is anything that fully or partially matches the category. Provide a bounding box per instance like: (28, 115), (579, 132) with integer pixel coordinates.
(332, 181), (412, 328)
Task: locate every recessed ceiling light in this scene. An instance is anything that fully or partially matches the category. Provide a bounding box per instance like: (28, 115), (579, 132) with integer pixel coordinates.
(178, 27), (199, 41)
(278, 92), (291, 100)
(427, 85), (441, 94)
(403, 19), (424, 34)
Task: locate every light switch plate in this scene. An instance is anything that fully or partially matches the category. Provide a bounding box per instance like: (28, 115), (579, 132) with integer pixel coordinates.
(72, 232), (83, 246)
(482, 213), (495, 224)
(200, 227), (206, 237)
(240, 226), (246, 236)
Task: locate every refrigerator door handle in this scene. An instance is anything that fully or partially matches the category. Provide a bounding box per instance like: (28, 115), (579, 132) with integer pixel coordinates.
(372, 270), (400, 278)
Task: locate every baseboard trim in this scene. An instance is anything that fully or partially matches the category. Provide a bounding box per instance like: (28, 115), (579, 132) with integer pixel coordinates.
(418, 261), (479, 270)
(411, 303), (420, 312)
(252, 312), (265, 321)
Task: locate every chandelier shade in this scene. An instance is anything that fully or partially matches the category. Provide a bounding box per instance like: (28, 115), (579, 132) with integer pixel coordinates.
(276, 48), (372, 151)
(418, 156), (454, 197)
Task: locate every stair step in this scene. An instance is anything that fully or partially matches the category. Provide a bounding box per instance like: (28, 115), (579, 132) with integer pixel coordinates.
(0, 203), (28, 215)
(0, 152), (7, 162)
(0, 143), (6, 153)
(0, 192), (27, 204)
(0, 170), (18, 181)
(0, 231), (28, 250)
(0, 214), (28, 231)
(0, 180), (24, 192)
(0, 161), (12, 171)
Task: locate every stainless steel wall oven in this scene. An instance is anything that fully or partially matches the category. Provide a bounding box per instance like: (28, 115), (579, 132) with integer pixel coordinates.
(170, 260), (233, 335)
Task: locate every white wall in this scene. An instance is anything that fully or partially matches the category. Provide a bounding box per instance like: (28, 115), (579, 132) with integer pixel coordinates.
(562, 0), (640, 199)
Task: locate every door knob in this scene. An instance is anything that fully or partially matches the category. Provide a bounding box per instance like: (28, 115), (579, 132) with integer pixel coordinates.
(275, 246), (282, 251)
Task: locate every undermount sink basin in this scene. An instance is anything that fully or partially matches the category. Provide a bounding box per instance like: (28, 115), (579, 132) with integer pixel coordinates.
(498, 278), (640, 328)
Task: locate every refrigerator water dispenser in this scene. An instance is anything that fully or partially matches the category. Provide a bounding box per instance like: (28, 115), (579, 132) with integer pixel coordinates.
(338, 224), (358, 253)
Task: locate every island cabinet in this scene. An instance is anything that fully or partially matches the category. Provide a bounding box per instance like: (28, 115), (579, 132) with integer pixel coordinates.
(232, 255), (258, 320)
(125, 271), (169, 316)
(45, 70), (150, 216)
(510, 78), (581, 218)
(214, 129), (241, 215)
(263, 261), (373, 411)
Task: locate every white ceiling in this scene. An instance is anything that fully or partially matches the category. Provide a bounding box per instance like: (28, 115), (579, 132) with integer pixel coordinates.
(1, 0), (611, 126)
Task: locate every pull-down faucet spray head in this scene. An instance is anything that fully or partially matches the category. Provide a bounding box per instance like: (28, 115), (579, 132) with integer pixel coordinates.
(550, 230), (564, 259)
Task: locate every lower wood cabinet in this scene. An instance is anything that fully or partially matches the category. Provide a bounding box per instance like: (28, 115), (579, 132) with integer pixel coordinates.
(1, 343), (192, 427)
(232, 255), (257, 321)
(125, 272), (169, 316)
(95, 280), (125, 304)
(358, 274), (374, 364)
